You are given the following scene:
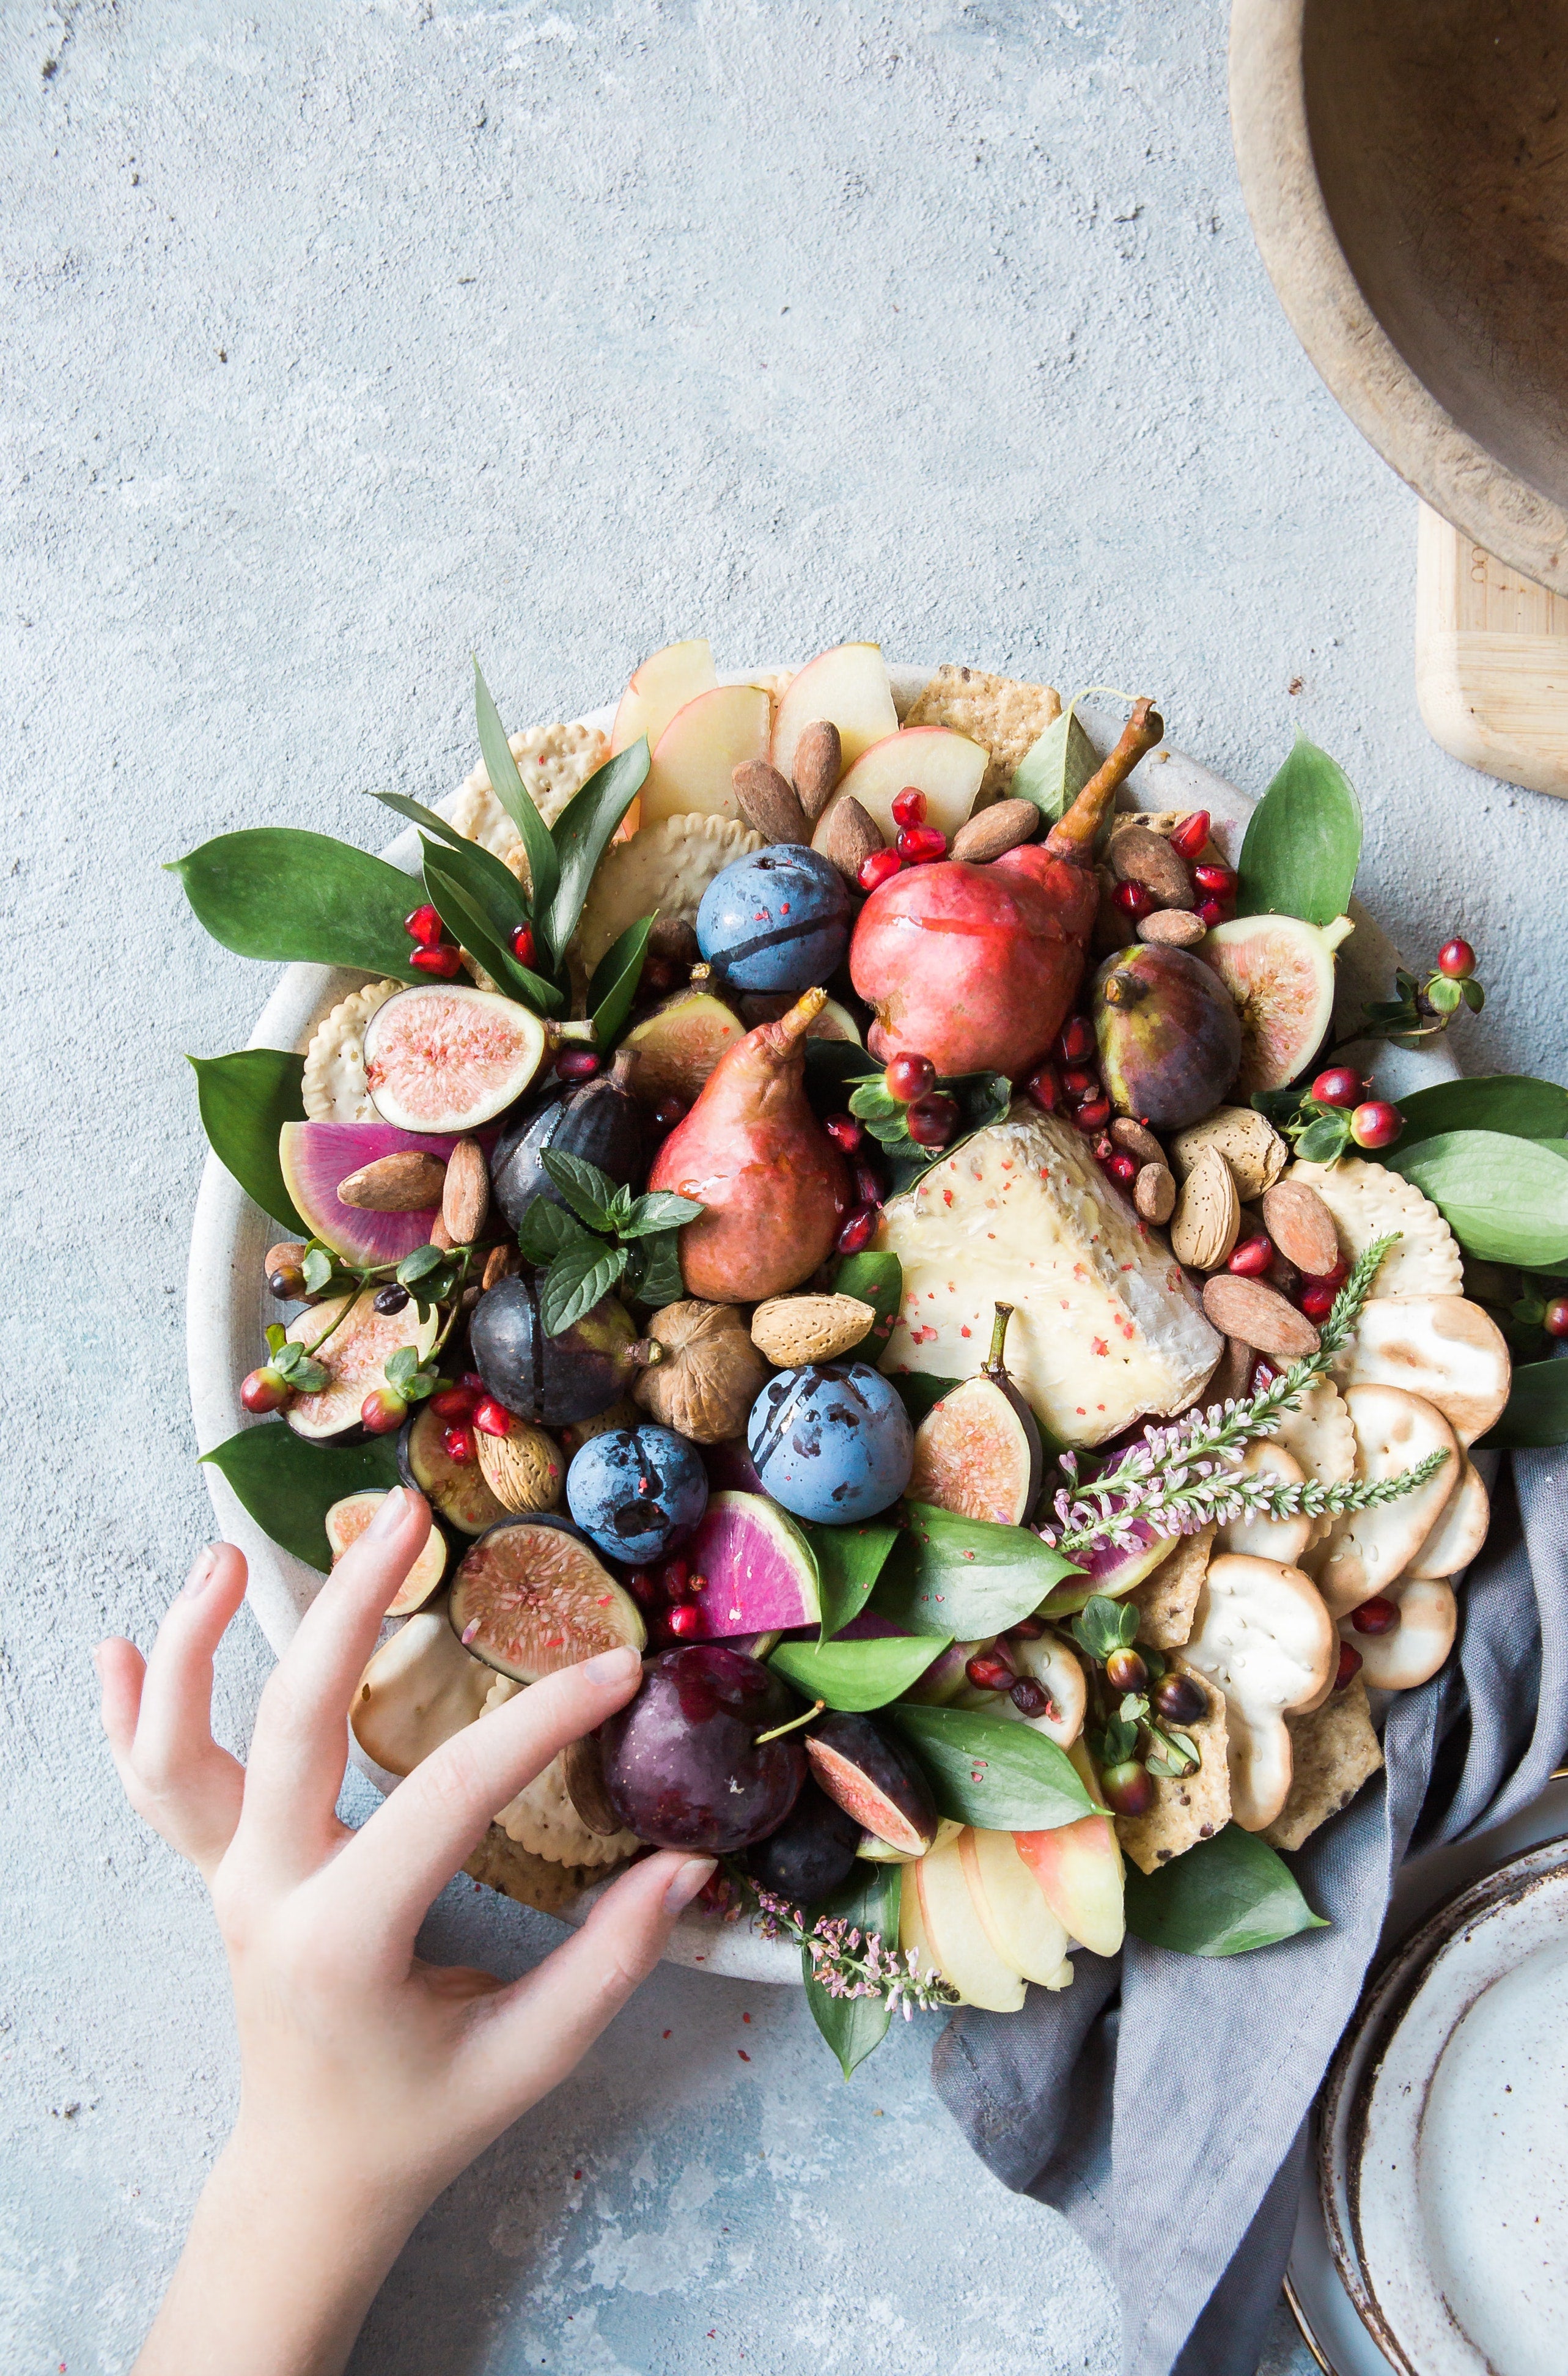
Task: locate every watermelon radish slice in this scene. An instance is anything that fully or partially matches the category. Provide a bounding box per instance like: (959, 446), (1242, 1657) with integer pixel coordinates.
(447, 1515), (646, 1682)
(285, 1290), (439, 1440)
(1039, 1518), (1176, 1614)
(683, 1491), (822, 1639)
(280, 1121), (464, 1263)
(363, 985), (547, 1132)
(325, 1490), (448, 1613)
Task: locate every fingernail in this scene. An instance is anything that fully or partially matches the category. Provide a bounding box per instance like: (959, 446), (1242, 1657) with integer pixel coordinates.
(664, 1856), (716, 1914)
(177, 1545), (220, 1602)
(366, 1487), (411, 1540)
(585, 1644), (642, 1685)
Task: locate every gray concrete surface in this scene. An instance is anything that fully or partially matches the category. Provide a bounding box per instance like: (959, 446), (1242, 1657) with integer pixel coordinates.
(5, 2), (1565, 2370)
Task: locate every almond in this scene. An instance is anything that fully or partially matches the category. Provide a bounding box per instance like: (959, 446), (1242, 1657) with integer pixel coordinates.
(442, 1139), (490, 1246)
(750, 1293), (877, 1366)
(476, 1421), (565, 1515)
(792, 719), (843, 822)
(336, 1152), (447, 1212)
(812, 795), (883, 885)
(950, 798), (1039, 863)
(1111, 1117), (1165, 1168)
(1169, 1146), (1242, 1271)
(732, 759), (809, 846)
(430, 1215), (455, 1252)
(1137, 907), (1206, 949)
(1110, 822), (1194, 908)
(482, 1242), (520, 1292)
(1201, 1275), (1321, 1363)
(1134, 1163), (1177, 1224)
(1170, 1106), (1288, 1201)
(1261, 1179), (1341, 1279)
(265, 1240), (308, 1277)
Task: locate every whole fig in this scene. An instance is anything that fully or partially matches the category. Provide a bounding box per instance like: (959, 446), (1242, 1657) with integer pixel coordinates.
(1091, 943), (1243, 1130)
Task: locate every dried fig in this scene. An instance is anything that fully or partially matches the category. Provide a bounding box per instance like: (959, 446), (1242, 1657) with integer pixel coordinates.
(632, 1301), (773, 1444)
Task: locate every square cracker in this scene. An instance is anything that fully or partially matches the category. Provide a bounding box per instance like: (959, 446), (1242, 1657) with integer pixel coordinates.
(1127, 1525), (1215, 1650)
(1116, 1660), (1231, 1874)
(463, 1823), (629, 1914)
(904, 664), (1062, 803)
(1260, 1678), (1384, 1853)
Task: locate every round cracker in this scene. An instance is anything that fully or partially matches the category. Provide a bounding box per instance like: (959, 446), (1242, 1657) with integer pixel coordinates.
(1215, 1441), (1314, 1567)
(1343, 1575), (1456, 1690)
(302, 978), (403, 1122)
(1266, 1376), (1356, 1546)
(495, 1749), (639, 1869)
(1182, 1552), (1337, 1831)
(1408, 1455), (1490, 1578)
(1286, 1158), (1463, 1298)
(1312, 1385), (1460, 1616)
(1332, 1294), (1510, 1447)
(573, 812), (765, 975)
(446, 718), (611, 867)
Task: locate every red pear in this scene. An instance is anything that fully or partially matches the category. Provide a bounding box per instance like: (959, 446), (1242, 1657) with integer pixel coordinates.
(850, 700), (1164, 1078)
(647, 987), (851, 1304)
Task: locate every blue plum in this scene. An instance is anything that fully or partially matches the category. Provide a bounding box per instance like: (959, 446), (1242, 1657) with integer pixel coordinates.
(565, 1424), (708, 1565)
(746, 1361), (913, 1524)
(696, 846), (853, 994)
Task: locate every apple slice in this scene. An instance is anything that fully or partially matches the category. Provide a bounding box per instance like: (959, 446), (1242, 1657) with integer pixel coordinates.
(823, 726), (987, 844)
(639, 683), (773, 830)
(772, 642), (897, 788)
(915, 1832), (1026, 2012)
(960, 1826), (1071, 1984)
(610, 638), (718, 757)
(1013, 1743), (1125, 1958)
(899, 1861), (941, 1975)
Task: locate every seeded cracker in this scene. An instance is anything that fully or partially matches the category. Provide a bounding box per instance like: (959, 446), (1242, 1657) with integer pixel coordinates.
(1116, 1660), (1231, 1872)
(1127, 1524), (1215, 1649)
(1260, 1677), (1384, 1852)
(904, 664), (1063, 804)
(573, 812), (765, 976)
(1284, 1158), (1464, 1298)
(463, 1824), (619, 1914)
(302, 979), (403, 1122)
(447, 718), (612, 877)
(495, 1751), (639, 1869)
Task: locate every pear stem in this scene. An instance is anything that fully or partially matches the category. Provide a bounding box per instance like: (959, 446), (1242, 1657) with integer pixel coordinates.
(753, 1698), (825, 1747)
(1043, 696), (1165, 864)
(767, 985), (829, 1051)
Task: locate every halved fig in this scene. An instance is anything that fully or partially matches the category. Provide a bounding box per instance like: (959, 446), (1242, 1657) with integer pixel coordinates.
(470, 1273), (660, 1427)
(1198, 914), (1352, 1094)
(448, 1514), (647, 1682)
(619, 987), (745, 1109)
(907, 1303), (1043, 1525)
(350, 1610), (496, 1776)
(856, 1814), (963, 1863)
(363, 984), (548, 1131)
(397, 1402), (509, 1536)
(285, 1290), (439, 1441)
(804, 1712), (939, 1856)
(326, 1489), (449, 1614)
(279, 1120), (460, 1265)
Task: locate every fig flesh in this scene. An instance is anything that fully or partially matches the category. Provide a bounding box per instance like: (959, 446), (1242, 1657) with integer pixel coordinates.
(363, 984), (548, 1132)
(743, 1779), (861, 1901)
(620, 988), (745, 1109)
(397, 1402), (509, 1536)
(907, 1302), (1042, 1525)
(804, 1712), (939, 1855)
(1198, 914), (1349, 1094)
(285, 1290), (439, 1441)
(470, 1273), (658, 1427)
(597, 1644), (808, 1852)
(325, 1489), (448, 1613)
(279, 1120), (464, 1265)
(1092, 941), (1243, 1130)
(447, 1514), (646, 1682)
(682, 1490), (822, 1638)
(490, 1048), (648, 1232)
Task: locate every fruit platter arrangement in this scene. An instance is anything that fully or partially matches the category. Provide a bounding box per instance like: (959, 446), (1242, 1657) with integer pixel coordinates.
(179, 639), (1568, 2075)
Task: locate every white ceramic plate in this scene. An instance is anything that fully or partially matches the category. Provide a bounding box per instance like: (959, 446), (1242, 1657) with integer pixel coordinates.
(185, 666), (1453, 1977)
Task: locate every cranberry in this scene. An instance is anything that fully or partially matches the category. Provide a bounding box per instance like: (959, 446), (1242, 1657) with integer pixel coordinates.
(835, 1204), (878, 1256)
(966, 1650), (1015, 1693)
(240, 1366), (290, 1414)
(907, 1092), (959, 1147)
(1112, 880), (1156, 921)
(857, 848), (904, 892)
(1544, 1298), (1568, 1339)
(1298, 1279), (1338, 1322)
(1062, 1065), (1099, 1097)
(510, 922), (536, 966)
(555, 1048), (602, 1083)
(891, 787), (927, 828)
(1437, 938), (1476, 979)
(1074, 1094), (1111, 1133)
(431, 1385), (476, 1419)
(852, 1157), (885, 1207)
(1099, 1760), (1155, 1818)
(1194, 897), (1229, 930)
(1352, 1597), (1399, 1636)
(1334, 1641), (1364, 1690)
(473, 1397), (512, 1438)
(441, 1422), (476, 1463)
(1152, 1671), (1207, 1727)
(362, 1387), (408, 1434)
(1311, 1065), (1366, 1109)
(885, 1053), (936, 1103)
(1007, 1615), (1046, 1641)
(1010, 1677), (1053, 1719)
(1105, 1151), (1138, 1188)
(1104, 1646), (1148, 1694)
(374, 1282), (410, 1315)
(1228, 1232), (1273, 1278)
(823, 1113), (863, 1154)
(267, 1262), (306, 1301)
(410, 943), (463, 979)
(1056, 1014), (1095, 1066)
(1025, 1063), (1062, 1113)
(1350, 1100), (1402, 1150)
(1193, 861), (1237, 896)
(405, 903), (444, 946)
(663, 1603), (701, 1641)
(1169, 810), (1211, 860)
(652, 1096), (688, 1133)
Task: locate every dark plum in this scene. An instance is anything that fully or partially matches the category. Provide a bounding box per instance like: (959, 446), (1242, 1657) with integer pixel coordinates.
(597, 1645), (807, 1853)
(491, 1046), (648, 1231)
(469, 1273), (660, 1426)
(743, 1779), (861, 1902)
(804, 1712), (938, 1856)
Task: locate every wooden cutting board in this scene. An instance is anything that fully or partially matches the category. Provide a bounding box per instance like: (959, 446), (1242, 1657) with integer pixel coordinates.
(1416, 504), (1568, 798)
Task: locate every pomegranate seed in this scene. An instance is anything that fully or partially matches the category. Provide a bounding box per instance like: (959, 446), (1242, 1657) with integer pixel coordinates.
(664, 1603), (701, 1639)
(1062, 1065), (1099, 1097)
(1311, 1065), (1366, 1109)
(1305, 1252), (1349, 1288)
(1169, 810), (1211, 860)
(240, 1366), (289, 1414)
(1334, 1641), (1364, 1690)
(1105, 1151), (1138, 1188)
(1010, 1676), (1053, 1718)
(1193, 861), (1237, 896)
(510, 922), (536, 966)
(431, 1385), (477, 1420)
(896, 824), (948, 864)
(1112, 880), (1156, 920)
(852, 1156), (885, 1207)
(907, 1092), (959, 1147)
(441, 1422), (476, 1463)
(661, 1558), (694, 1600)
(361, 1388), (408, 1434)
(404, 903), (444, 946)
(1056, 1015), (1095, 1066)
(835, 1204), (877, 1256)
(473, 1397), (512, 1438)
(885, 1053), (936, 1103)
(625, 1570), (660, 1608)
(460, 1372), (485, 1396)
(1007, 1616), (1047, 1640)
(1437, 938), (1476, 979)
(857, 848), (904, 892)
(1544, 1297), (1568, 1339)
(1024, 1063), (1062, 1113)
(824, 1113), (863, 1153)
(1350, 1100), (1402, 1150)
(1228, 1232), (1273, 1278)
(966, 1650), (1015, 1692)
(1298, 1279), (1338, 1322)
(1195, 897), (1228, 930)
(1092, 1133), (1115, 1163)
(1074, 1094), (1111, 1133)
(410, 943), (463, 979)
(891, 787), (927, 828)
(555, 1048), (602, 1083)
(652, 1096), (688, 1133)
(1352, 1596), (1400, 1636)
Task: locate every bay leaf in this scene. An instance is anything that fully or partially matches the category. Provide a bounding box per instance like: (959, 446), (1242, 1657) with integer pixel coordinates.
(201, 1424), (400, 1572)
(770, 1631), (944, 1712)
(1122, 1822), (1327, 1957)
(169, 828), (422, 979)
(1396, 1073), (1568, 1152)
(874, 1501), (1078, 1639)
(886, 1704), (1092, 1830)
(802, 1861), (902, 2078)
(1235, 737), (1361, 927)
(802, 1518), (897, 1643)
(188, 1048), (307, 1232)
(1393, 1130), (1568, 1266)
(1475, 1355), (1568, 1450)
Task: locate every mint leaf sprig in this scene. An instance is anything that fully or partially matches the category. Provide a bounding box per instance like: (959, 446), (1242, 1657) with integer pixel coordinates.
(518, 1149), (701, 1335)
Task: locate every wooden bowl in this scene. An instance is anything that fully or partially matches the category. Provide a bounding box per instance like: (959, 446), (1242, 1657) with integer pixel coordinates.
(1231, 0), (1568, 594)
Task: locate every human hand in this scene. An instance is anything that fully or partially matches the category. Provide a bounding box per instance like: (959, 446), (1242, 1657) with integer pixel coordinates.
(96, 1486), (709, 2376)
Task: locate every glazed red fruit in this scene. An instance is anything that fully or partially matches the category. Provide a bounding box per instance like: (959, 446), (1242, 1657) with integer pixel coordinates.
(852, 1157), (885, 1207)
(966, 1650), (1015, 1693)
(1544, 1298), (1568, 1339)
(885, 1052), (937, 1103)
(1437, 938), (1476, 979)
(652, 1096), (688, 1133)
(1228, 1232), (1273, 1278)
(1074, 1094), (1111, 1132)
(663, 1603), (701, 1641)
(835, 1204), (878, 1256)
(410, 944), (463, 979)
(1195, 897), (1228, 930)
(1024, 1063), (1062, 1113)
(1352, 1597), (1400, 1636)
(473, 1396), (512, 1438)
(857, 848), (904, 892)
(405, 903), (444, 946)
(823, 1112), (863, 1153)
(431, 1385), (476, 1420)
(1104, 1646), (1148, 1695)
(441, 1422), (476, 1463)
(240, 1366), (289, 1414)
(1298, 1279), (1338, 1322)
(1311, 1065), (1366, 1108)
(1099, 1761), (1155, 1818)
(1112, 880), (1156, 921)
(1169, 810), (1211, 860)
(1056, 1014), (1095, 1066)
(1010, 1677), (1052, 1718)
(510, 922), (536, 966)
(907, 1092), (959, 1147)
(361, 1387), (408, 1433)
(555, 1048), (602, 1083)
(1193, 861), (1237, 896)
(1350, 1100), (1402, 1150)
(1062, 1065), (1099, 1097)
(1334, 1641), (1364, 1690)
(897, 825), (948, 864)
(891, 787), (927, 828)
(1105, 1151), (1138, 1188)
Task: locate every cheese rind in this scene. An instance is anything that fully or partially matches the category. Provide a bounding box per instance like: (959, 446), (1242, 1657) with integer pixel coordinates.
(874, 1106), (1223, 1447)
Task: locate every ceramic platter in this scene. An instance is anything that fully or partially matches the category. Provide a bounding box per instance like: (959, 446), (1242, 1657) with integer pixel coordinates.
(185, 666), (1452, 1978)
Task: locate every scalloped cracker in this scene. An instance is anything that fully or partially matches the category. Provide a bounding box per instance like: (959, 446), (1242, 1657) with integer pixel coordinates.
(1285, 1158), (1463, 1297)
(1259, 1677), (1383, 1852)
(574, 812), (764, 974)
(495, 1750), (639, 1869)
(1267, 1377), (1357, 1546)
(302, 979), (403, 1122)
(463, 1823), (619, 1914)
(447, 719), (611, 877)
(904, 664), (1062, 804)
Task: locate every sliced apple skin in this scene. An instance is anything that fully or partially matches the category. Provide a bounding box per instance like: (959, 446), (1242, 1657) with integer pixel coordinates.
(1013, 1745), (1125, 1958)
(960, 1825), (1070, 1984)
(610, 638), (717, 757)
(899, 1860), (942, 1980)
(823, 726), (987, 843)
(915, 1831), (1026, 2012)
(639, 683), (772, 829)
(772, 642), (897, 788)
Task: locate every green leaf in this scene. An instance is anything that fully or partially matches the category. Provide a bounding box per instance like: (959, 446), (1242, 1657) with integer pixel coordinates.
(538, 1148), (619, 1232)
(803, 1863), (900, 2078)
(201, 1424), (401, 1573)
(886, 1372), (962, 1428)
(1235, 737), (1362, 927)
(473, 660), (559, 940)
(831, 1249), (903, 1361)
(801, 1040), (881, 1117)
(188, 1050), (308, 1232)
(547, 740), (651, 959)
(874, 1502), (1080, 1639)
(302, 1246), (334, 1295)
(397, 1243), (446, 1284)
(1475, 1356), (1568, 1449)
(887, 1704), (1092, 1830)
(1396, 1074), (1568, 1152)
(1295, 1114), (1352, 1164)
(517, 1199), (593, 1264)
(541, 1240), (628, 1334)
(1009, 698), (1101, 831)
(1122, 1823), (1328, 1957)
(630, 1232), (684, 1309)
(169, 829), (423, 980)
(770, 1632), (946, 1712)
(421, 848), (562, 1013)
(1071, 1594), (1141, 1663)
(624, 1189), (704, 1238)
(372, 792), (531, 929)
(587, 912), (656, 1048)
(1392, 1131), (1568, 1266)
(802, 1521), (899, 1642)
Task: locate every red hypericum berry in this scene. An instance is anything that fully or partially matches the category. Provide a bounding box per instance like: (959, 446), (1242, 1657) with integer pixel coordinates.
(473, 1397), (512, 1438)
(555, 1048), (602, 1083)
(411, 943), (463, 979)
(431, 1385), (476, 1420)
(1311, 1065), (1366, 1109)
(1544, 1297), (1568, 1339)
(1437, 938), (1476, 980)
(441, 1422), (476, 1463)
(897, 824), (948, 864)
(1195, 897), (1229, 930)
(1075, 1094), (1111, 1133)
(1007, 1614), (1047, 1641)
(652, 1096), (688, 1133)
(405, 903), (444, 947)
(852, 1157), (885, 1207)
(966, 1650), (1015, 1693)
(1298, 1279), (1338, 1322)
(1105, 1151), (1138, 1188)
(1099, 1761), (1156, 1819)
(664, 1602), (701, 1639)
(1104, 1646), (1148, 1695)
(891, 786), (927, 828)
(1152, 1671), (1208, 1727)
(1334, 1641), (1364, 1690)
(1228, 1232), (1273, 1278)
(1056, 1015), (1095, 1066)
(510, 922), (536, 966)
(240, 1366), (290, 1414)
(1193, 861), (1237, 896)
(824, 1112), (863, 1154)
(1350, 1100), (1402, 1150)
(907, 1092), (959, 1147)
(1025, 1063), (1062, 1113)
(1112, 880), (1156, 921)
(857, 848), (904, 892)
(1352, 1596), (1400, 1636)
(361, 1387), (409, 1434)
(885, 1053), (936, 1103)
(1169, 810), (1212, 860)
(835, 1204), (877, 1256)
(1062, 1065), (1099, 1098)
(1010, 1676), (1053, 1719)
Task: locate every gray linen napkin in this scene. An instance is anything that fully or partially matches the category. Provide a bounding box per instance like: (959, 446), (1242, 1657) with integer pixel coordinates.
(932, 1447), (1568, 2376)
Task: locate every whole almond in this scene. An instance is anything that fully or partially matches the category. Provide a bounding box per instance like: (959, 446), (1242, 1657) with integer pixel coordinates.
(441, 1138), (490, 1245)
(265, 1240), (308, 1277)
(337, 1152), (447, 1212)
(1110, 822), (1194, 908)
(647, 914), (700, 966)
(1136, 907), (1206, 949)
(482, 1243), (521, 1292)
(1169, 1146), (1241, 1271)
(430, 1215), (455, 1252)
(732, 759), (809, 845)
(1134, 1163), (1177, 1224)
(792, 719), (843, 821)
(950, 798), (1039, 864)
(1111, 1117), (1166, 1168)
(1261, 1179), (1341, 1279)
(751, 1293), (877, 1365)
(476, 1420), (565, 1515)
(1170, 1106), (1288, 1201)
(812, 795), (884, 885)
(1200, 1275), (1321, 1363)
